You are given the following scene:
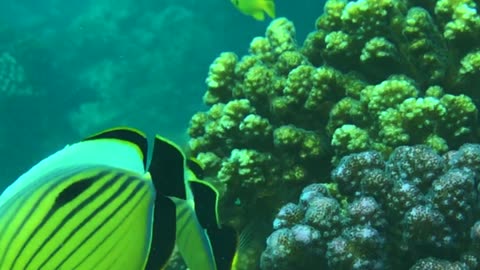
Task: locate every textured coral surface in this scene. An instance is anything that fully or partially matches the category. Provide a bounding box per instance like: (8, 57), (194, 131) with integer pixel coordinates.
(262, 144), (480, 269)
(187, 0), (480, 269)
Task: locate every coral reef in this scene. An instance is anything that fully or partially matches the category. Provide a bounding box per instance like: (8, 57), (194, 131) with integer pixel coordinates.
(0, 52), (32, 97)
(261, 144), (480, 269)
(188, 0), (479, 236)
(186, 0), (480, 268)
(308, 0), (480, 157)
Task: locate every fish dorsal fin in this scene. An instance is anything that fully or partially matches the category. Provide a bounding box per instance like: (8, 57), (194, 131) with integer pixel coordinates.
(186, 158), (205, 180)
(0, 127), (147, 207)
(207, 225), (238, 270)
(189, 179), (221, 229)
(144, 195), (177, 270)
(261, 0), (275, 19)
(83, 127), (148, 169)
(149, 136), (187, 199)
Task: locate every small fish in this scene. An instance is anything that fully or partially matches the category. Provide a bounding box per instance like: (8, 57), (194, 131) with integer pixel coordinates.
(0, 127), (237, 270)
(231, 0), (276, 21)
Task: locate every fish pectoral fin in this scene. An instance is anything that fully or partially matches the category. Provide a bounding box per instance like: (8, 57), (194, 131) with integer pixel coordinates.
(150, 135), (187, 199)
(144, 195), (177, 270)
(252, 11), (265, 20)
(261, 0), (275, 19)
(174, 199), (218, 270)
(189, 179), (221, 229)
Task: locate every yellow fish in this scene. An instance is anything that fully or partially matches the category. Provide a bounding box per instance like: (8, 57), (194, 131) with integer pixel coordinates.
(0, 127), (237, 270)
(231, 0), (276, 21)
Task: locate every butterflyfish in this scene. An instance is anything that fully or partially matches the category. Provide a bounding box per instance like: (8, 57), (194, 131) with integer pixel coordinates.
(230, 0), (276, 21)
(0, 127), (237, 270)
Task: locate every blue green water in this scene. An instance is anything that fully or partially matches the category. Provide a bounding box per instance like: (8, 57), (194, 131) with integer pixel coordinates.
(0, 0), (325, 189)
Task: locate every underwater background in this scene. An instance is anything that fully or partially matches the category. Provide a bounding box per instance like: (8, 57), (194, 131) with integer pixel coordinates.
(2, 0), (480, 269)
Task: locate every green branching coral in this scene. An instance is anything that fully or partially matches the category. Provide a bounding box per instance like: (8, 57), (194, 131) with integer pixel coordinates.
(204, 52), (237, 105)
(455, 49), (480, 95)
(305, 0), (480, 90)
(304, 0), (480, 158)
(218, 148), (273, 191)
(189, 19), (333, 235)
(331, 124), (371, 158)
(360, 76), (419, 116)
(436, 0), (480, 45)
(328, 76), (477, 159)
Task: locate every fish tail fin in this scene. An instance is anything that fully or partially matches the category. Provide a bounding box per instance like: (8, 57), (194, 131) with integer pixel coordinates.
(262, 0), (276, 19)
(229, 222), (254, 270)
(208, 221), (263, 270)
(252, 11), (265, 20)
(207, 225), (238, 270)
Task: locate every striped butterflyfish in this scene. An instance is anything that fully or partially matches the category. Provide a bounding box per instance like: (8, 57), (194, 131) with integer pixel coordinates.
(0, 127), (181, 270)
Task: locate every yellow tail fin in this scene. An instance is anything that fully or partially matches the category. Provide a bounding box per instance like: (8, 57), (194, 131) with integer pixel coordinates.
(262, 0), (276, 19)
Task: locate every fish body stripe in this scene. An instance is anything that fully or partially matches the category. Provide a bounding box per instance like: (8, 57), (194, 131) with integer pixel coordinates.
(12, 171), (112, 269)
(35, 174), (135, 269)
(87, 186), (148, 270)
(53, 180), (147, 269)
(0, 170), (77, 267)
(0, 167), (154, 270)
